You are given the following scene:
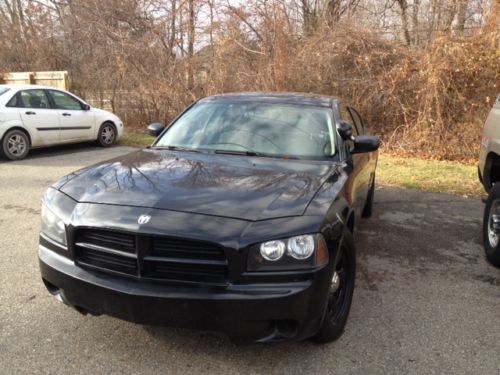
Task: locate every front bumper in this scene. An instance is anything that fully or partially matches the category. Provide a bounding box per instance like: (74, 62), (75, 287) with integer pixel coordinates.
(39, 245), (331, 343)
(116, 121), (124, 139)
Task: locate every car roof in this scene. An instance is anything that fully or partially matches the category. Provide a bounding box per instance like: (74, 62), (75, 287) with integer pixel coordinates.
(0, 84), (66, 91)
(200, 92), (339, 108)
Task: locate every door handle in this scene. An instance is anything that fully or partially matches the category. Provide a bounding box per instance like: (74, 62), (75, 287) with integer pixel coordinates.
(25, 111), (36, 115)
(62, 113), (71, 117)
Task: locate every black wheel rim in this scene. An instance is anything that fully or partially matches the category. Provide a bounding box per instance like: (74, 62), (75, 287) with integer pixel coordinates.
(488, 199), (500, 248)
(327, 244), (352, 322)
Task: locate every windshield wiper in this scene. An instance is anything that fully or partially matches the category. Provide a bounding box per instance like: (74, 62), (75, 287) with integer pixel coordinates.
(153, 145), (200, 153)
(214, 149), (299, 159)
(214, 149), (259, 156)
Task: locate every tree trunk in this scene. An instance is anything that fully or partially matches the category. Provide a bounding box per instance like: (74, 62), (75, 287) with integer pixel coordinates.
(169, 0), (177, 55)
(456, 0), (469, 33)
(302, 0), (316, 36)
(396, 0), (412, 46)
(412, 0), (421, 45)
(187, 0), (195, 90)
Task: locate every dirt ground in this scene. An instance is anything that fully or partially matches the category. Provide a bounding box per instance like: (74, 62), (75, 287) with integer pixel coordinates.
(1, 144), (499, 374)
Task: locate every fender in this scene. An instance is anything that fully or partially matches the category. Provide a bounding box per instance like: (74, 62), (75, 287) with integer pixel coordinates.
(305, 163), (354, 239)
(93, 118), (115, 139)
(482, 151), (500, 191)
(0, 120), (35, 146)
(90, 109), (123, 140)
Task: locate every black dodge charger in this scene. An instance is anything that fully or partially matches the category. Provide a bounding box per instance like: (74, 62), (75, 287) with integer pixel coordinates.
(38, 92), (379, 343)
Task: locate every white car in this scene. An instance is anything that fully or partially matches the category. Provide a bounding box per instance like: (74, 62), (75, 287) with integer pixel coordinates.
(0, 84), (124, 160)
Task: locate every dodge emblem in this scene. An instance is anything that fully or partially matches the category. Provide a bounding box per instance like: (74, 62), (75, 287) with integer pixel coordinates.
(138, 215), (151, 225)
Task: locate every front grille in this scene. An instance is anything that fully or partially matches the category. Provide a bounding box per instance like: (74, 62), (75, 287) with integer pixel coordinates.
(74, 229), (228, 284)
(78, 247), (137, 275)
(77, 229), (135, 254)
(151, 237), (226, 261)
(143, 260), (228, 283)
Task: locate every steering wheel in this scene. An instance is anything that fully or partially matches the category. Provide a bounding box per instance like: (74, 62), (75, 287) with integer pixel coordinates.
(217, 129), (285, 153)
(205, 142), (253, 151)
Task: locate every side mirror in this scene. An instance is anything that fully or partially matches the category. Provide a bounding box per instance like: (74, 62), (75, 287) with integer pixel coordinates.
(352, 135), (380, 154)
(82, 104), (90, 111)
(147, 122), (165, 137)
(338, 121), (353, 140)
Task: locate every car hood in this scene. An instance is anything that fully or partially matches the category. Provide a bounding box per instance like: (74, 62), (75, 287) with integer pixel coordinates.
(58, 149), (338, 221)
(91, 107), (112, 115)
(91, 107), (120, 120)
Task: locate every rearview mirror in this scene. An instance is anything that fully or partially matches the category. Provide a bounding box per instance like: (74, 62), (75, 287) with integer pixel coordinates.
(148, 122), (165, 137)
(352, 135), (380, 154)
(82, 104), (90, 111)
(338, 121), (353, 140)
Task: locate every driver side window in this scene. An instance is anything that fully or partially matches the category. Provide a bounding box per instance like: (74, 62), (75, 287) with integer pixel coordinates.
(48, 90), (83, 110)
(340, 105), (359, 137)
(339, 104), (357, 155)
(348, 107), (365, 135)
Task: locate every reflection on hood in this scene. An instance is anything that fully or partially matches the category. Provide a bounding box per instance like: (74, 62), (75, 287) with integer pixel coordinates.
(58, 149), (338, 221)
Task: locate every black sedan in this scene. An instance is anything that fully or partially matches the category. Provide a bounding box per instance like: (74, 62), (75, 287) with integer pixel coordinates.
(38, 92), (379, 343)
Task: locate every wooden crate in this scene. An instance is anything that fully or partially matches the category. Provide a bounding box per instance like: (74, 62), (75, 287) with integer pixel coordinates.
(1, 71), (69, 90)
(34, 71), (69, 89)
(2, 72), (33, 85)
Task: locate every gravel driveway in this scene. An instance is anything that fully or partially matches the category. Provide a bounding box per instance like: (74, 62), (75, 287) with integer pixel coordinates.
(0, 144), (499, 374)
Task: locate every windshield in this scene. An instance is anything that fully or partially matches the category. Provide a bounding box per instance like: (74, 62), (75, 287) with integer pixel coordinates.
(0, 87), (10, 97)
(155, 101), (336, 159)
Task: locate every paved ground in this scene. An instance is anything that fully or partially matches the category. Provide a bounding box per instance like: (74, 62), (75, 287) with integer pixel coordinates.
(0, 144), (499, 374)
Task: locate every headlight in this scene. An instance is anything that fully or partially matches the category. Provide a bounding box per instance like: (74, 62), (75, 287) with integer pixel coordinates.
(287, 235), (315, 259)
(41, 203), (67, 246)
(260, 240), (286, 261)
(250, 234), (328, 271)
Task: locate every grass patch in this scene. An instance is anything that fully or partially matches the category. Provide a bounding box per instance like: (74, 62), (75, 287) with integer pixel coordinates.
(119, 132), (154, 148)
(118, 133), (483, 197)
(377, 154), (483, 197)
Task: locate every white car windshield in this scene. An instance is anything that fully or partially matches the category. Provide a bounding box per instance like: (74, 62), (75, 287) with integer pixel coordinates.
(155, 101), (336, 159)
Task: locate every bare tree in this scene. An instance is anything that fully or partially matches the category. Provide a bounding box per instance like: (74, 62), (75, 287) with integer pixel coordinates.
(395, 0), (413, 45)
(301, 0), (361, 34)
(0, 0), (497, 161)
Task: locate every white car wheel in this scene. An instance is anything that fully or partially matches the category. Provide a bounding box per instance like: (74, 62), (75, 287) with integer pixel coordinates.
(2, 130), (30, 160)
(98, 123), (117, 147)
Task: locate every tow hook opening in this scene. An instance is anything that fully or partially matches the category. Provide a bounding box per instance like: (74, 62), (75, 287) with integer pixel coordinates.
(42, 278), (69, 305)
(42, 278), (99, 316)
(274, 319), (299, 339)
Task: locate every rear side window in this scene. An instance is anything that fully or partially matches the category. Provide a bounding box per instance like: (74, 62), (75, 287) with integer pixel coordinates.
(0, 87), (10, 97)
(48, 90), (83, 110)
(6, 93), (18, 107)
(8, 90), (50, 109)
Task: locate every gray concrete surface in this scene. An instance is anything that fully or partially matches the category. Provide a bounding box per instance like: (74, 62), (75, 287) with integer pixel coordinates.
(0, 144), (499, 374)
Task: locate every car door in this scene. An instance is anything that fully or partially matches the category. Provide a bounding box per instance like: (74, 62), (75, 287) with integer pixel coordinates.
(347, 106), (374, 213)
(338, 104), (366, 222)
(47, 90), (95, 142)
(8, 89), (61, 146)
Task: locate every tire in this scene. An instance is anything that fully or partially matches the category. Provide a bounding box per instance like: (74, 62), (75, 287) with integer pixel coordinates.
(311, 231), (356, 343)
(97, 122), (117, 147)
(362, 176), (375, 218)
(483, 183), (500, 267)
(1, 129), (30, 160)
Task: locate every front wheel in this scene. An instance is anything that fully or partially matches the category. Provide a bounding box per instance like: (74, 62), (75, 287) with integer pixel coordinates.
(97, 122), (117, 147)
(311, 231), (356, 343)
(1, 129), (30, 160)
(483, 184), (500, 267)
